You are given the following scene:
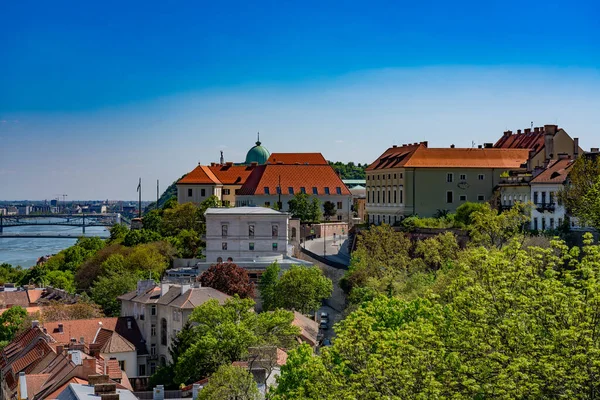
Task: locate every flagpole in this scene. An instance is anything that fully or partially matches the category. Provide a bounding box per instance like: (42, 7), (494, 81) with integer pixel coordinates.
(157, 180), (159, 210)
(138, 178), (142, 218)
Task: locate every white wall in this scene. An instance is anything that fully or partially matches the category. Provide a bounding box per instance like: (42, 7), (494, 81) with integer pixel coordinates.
(101, 351), (137, 379)
(530, 183), (566, 230)
(235, 194), (352, 221)
(205, 212), (290, 262)
(177, 184), (222, 204)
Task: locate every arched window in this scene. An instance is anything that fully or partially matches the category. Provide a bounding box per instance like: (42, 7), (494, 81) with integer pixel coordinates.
(161, 318), (167, 346)
(291, 227), (297, 239)
(160, 356), (166, 367)
(227, 257), (233, 262)
(217, 257), (223, 263)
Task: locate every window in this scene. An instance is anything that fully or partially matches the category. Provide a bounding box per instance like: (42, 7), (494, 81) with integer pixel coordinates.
(272, 225), (279, 237)
(324, 187), (330, 195)
(382, 191), (386, 203)
(172, 309), (180, 322)
(300, 187), (306, 194)
(550, 218), (555, 229)
(201, 188), (206, 196)
(272, 243), (278, 251)
(312, 187), (318, 194)
(549, 192), (555, 204)
(542, 218), (546, 230)
(478, 174), (485, 180)
(533, 191), (539, 204)
(151, 344), (156, 355)
(118, 360), (125, 371)
(248, 225), (255, 237)
(222, 242), (227, 250)
(558, 218), (563, 227)
(217, 257), (223, 263)
(447, 173), (453, 183)
(336, 187), (342, 194)
(139, 364), (146, 377)
(187, 188), (192, 197)
(288, 187), (294, 194)
(150, 363), (156, 375)
(173, 329), (179, 338)
(394, 190), (397, 203)
(393, 174), (396, 179)
(477, 195), (485, 201)
(151, 305), (156, 316)
(161, 318), (167, 346)
(337, 202), (343, 209)
(223, 189), (230, 195)
(368, 191), (370, 203)
(460, 174), (467, 180)
(151, 324), (156, 336)
(388, 190), (391, 204)
(541, 192), (546, 205)
(276, 187), (281, 194)
(377, 191), (380, 203)
(459, 195), (467, 201)
(249, 242), (255, 251)
(337, 215), (342, 221)
(264, 187), (270, 195)
(534, 217), (539, 230)
(264, 201), (270, 207)
(446, 191), (453, 203)
(400, 189), (403, 204)
(399, 173), (403, 179)
(221, 225), (228, 237)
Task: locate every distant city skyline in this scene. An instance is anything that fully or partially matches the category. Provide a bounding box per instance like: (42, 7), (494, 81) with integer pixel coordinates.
(1, 1), (599, 200)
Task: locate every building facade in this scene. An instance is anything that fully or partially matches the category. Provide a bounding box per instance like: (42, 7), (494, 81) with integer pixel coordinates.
(176, 164), (223, 205)
(118, 281), (230, 371)
(366, 142), (530, 223)
(205, 207), (290, 263)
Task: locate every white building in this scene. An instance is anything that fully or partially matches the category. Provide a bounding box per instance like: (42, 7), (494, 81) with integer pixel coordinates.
(205, 207), (290, 263)
(530, 156), (575, 231)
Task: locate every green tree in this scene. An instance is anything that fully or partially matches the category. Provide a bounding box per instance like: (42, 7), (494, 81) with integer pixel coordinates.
(90, 268), (140, 316)
(161, 202), (203, 237)
(108, 223), (129, 243)
(308, 197), (322, 222)
(0, 306), (27, 342)
(272, 266), (332, 314)
(197, 364), (260, 400)
(288, 194), (322, 222)
(259, 262), (280, 311)
(274, 234), (600, 399)
(560, 155), (600, 229)
(322, 201), (336, 220)
(175, 229), (202, 258)
(142, 209), (163, 232)
(468, 202), (529, 248)
(0, 263), (25, 285)
(454, 201), (488, 226)
(123, 229), (163, 247)
(174, 296), (299, 384)
(45, 270), (75, 292)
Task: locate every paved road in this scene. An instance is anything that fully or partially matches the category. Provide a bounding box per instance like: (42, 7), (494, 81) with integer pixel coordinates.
(303, 235), (350, 266)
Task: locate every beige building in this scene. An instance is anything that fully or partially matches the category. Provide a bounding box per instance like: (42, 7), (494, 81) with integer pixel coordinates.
(176, 164), (223, 204)
(366, 142), (530, 223)
(494, 124), (582, 169)
(118, 281), (230, 372)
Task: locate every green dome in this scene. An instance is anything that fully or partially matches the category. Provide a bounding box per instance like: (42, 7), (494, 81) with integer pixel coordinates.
(245, 135), (270, 165)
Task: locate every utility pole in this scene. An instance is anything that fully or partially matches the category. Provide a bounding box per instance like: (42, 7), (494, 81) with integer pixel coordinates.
(137, 178), (142, 218)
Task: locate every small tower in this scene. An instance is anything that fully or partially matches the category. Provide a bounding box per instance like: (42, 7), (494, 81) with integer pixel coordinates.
(220, 150), (224, 165)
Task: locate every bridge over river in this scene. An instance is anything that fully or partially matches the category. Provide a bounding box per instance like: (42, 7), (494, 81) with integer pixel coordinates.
(0, 213), (129, 237)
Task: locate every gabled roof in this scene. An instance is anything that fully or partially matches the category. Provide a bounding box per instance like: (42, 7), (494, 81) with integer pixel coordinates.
(531, 158), (575, 184)
(94, 328), (135, 354)
(366, 143), (423, 171)
(169, 287), (231, 309)
(44, 318), (119, 345)
(237, 164), (351, 196)
(177, 165), (222, 185)
(494, 129), (547, 152)
(0, 291), (30, 308)
(208, 164), (256, 185)
(292, 312), (319, 347)
(267, 153), (328, 165)
(26, 373), (51, 398)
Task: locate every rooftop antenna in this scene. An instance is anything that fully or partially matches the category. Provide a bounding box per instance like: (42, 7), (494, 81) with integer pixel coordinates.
(471, 141), (476, 148)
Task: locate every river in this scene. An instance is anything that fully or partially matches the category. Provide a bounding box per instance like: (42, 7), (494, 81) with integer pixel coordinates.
(0, 224), (109, 268)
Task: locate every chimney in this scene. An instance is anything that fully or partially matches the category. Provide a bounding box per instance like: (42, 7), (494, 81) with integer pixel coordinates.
(153, 385), (165, 400)
(94, 382), (117, 398)
(558, 153), (569, 160)
(83, 358), (97, 378)
(160, 283), (171, 297)
(450, 144), (455, 148)
(544, 124), (557, 136)
(478, 145), (483, 149)
(392, 145), (397, 148)
(534, 127), (540, 133)
(574, 138), (580, 158)
(31, 320), (39, 328)
(80, 336), (85, 344)
(484, 143), (493, 148)
(545, 130), (554, 160)
(19, 372), (28, 400)
(525, 128), (531, 134)
(58, 323), (64, 333)
(88, 374), (110, 385)
(57, 345), (64, 354)
(421, 141), (428, 147)
(181, 284), (191, 295)
(591, 148), (600, 153)
(527, 149), (536, 171)
(226, 161), (233, 166)
(517, 129), (521, 134)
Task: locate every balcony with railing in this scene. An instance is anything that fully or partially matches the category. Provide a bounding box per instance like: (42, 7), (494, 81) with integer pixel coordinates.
(535, 202), (556, 212)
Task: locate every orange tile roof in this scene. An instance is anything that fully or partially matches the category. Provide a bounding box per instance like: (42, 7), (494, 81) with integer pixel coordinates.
(366, 143), (424, 171)
(292, 312), (319, 347)
(178, 165), (222, 185)
(238, 164), (351, 196)
(494, 129), (546, 152)
(44, 318), (118, 345)
(531, 158), (575, 184)
(403, 147), (530, 168)
(208, 164), (256, 185)
(26, 288), (45, 304)
(267, 153), (328, 165)
(105, 358), (123, 380)
(25, 373), (51, 398)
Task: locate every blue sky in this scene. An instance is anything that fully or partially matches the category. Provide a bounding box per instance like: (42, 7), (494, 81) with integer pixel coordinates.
(1, 0), (599, 200)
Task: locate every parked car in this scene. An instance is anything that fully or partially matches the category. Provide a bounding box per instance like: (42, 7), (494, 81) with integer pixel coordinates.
(322, 338), (331, 346)
(320, 311), (329, 320)
(319, 320), (328, 330)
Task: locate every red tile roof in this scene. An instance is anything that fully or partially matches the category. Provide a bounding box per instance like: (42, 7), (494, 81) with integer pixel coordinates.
(267, 153), (328, 165)
(531, 158), (575, 184)
(404, 147), (530, 169)
(237, 164), (351, 196)
(368, 143), (529, 170)
(208, 164), (256, 185)
(44, 318), (118, 346)
(25, 373), (51, 398)
(178, 165), (222, 185)
(494, 130), (546, 152)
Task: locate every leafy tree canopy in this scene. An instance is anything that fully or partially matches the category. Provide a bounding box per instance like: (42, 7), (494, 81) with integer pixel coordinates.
(197, 364), (260, 400)
(199, 263), (255, 298)
(287, 193), (322, 222)
(265, 266), (333, 314)
(560, 155), (600, 229)
(0, 306), (27, 342)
